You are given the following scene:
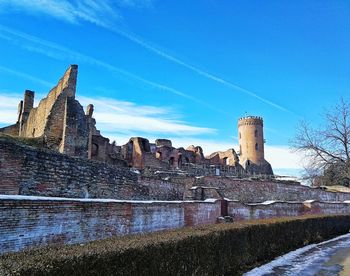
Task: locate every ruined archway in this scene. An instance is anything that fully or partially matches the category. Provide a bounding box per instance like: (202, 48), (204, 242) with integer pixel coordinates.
(92, 143), (99, 157)
(178, 154), (183, 167)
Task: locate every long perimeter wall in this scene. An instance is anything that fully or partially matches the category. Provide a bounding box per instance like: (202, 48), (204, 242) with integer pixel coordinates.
(0, 195), (221, 255)
(2, 195), (350, 255)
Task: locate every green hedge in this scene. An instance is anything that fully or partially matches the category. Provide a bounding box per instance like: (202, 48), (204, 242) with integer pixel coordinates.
(1, 215), (350, 275)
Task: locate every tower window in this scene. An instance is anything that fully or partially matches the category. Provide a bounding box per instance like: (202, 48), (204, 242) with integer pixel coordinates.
(239, 132), (241, 139)
(255, 143), (258, 151)
(254, 129), (258, 137)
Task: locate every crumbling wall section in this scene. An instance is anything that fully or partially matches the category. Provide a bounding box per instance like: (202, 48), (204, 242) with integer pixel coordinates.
(21, 65), (78, 139)
(0, 124), (19, 136)
(59, 97), (89, 157)
(202, 176), (350, 202)
(2, 137), (350, 202)
(0, 137), (142, 199)
(138, 177), (194, 200)
(227, 200), (350, 220)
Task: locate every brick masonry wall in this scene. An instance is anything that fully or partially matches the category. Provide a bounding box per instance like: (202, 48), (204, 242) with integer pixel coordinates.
(1, 196), (350, 255)
(2, 138), (350, 203)
(227, 200), (350, 220)
(138, 177), (194, 200)
(0, 138), (142, 199)
(0, 138), (192, 201)
(0, 196), (221, 255)
(202, 176), (350, 202)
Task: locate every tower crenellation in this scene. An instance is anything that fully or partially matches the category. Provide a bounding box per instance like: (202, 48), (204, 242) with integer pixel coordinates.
(238, 116), (263, 127)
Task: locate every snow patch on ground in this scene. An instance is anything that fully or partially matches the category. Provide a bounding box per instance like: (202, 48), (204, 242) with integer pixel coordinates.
(245, 233), (350, 276)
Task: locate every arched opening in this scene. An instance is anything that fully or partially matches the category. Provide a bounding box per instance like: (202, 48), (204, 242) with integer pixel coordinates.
(178, 154), (183, 167)
(128, 140), (134, 150)
(156, 151), (162, 160)
(223, 157), (228, 166)
(255, 143), (258, 151)
(169, 157), (175, 166)
(92, 143), (99, 157)
(247, 160), (250, 166)
(141, 139), (150, 152)
(185, 157), (190, 163)
(127, 140), (134, 160)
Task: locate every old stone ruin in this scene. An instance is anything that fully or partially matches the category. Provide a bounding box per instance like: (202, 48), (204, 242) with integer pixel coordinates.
(0, 64), (273, 176)
(2, 65), (350, 255)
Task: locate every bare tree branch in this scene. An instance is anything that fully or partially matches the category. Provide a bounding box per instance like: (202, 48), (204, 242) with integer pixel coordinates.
(291, 98), (350, 187)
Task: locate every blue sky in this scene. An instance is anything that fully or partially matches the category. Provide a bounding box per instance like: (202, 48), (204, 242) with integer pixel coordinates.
(0, 0), (349, 175)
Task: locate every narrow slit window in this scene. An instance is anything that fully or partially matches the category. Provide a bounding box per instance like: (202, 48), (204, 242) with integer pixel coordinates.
(255, 143), (258, 150)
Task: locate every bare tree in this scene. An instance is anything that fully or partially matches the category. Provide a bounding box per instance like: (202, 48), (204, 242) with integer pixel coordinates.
(291, 98), (350, 186)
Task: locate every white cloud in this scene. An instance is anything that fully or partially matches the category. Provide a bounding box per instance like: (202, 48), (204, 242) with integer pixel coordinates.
(79, 96), (215, 136)
(0, 93), (215, 137)
(0, 1), (153, 28)
(0, 93), (21, 125)
(0, 0), (122, 27)
(265, 145), (302, 170)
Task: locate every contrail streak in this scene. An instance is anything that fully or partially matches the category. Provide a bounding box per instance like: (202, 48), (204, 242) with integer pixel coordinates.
(0, 1), (290, 113)
(0, 24), (228, 115)
(0, 65), (54, 88)
(111, 28), (291, 113)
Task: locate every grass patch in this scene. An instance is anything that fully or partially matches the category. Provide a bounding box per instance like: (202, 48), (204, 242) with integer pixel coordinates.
(0, 133), (45, 149)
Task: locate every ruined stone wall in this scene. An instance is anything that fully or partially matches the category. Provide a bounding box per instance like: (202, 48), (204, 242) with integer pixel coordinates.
(0, 124), (19, 136)
(21, 65), (78, 139)
(0, 138), (142, 199)
(2, 137), (350, 202)
(0, 137), (191, 200)
(0, 65), (104, 159)
(138, 177), (193, 200)
(206, 149), (239, 166)
(202, 176), (350, 202)
(143, 153), (169, 169)
(0, 196), (221, 255)
(227, 200), (350, 221)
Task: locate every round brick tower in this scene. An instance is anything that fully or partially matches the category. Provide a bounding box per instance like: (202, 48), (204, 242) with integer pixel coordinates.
(238, 116), (265, 165)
